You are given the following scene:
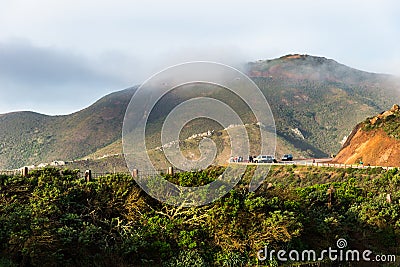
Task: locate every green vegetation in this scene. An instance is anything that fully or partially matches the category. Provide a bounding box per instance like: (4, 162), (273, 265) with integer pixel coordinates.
(363, 110), (400, 139)
(1, 166), (400, 266)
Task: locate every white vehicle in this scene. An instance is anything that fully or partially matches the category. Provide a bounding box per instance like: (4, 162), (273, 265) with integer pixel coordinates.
(254, 155), (277, 163)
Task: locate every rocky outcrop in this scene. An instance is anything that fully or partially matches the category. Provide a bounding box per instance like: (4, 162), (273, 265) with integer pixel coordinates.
(369, 104), (399, 125)
(333, 105), (400, 167)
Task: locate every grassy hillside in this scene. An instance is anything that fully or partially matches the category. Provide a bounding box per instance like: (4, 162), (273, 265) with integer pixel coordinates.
(1, 54), (400, 169)
(0, 88), (135, 169)
(0, 112), (57, 169)
(1, 166), (400, 266)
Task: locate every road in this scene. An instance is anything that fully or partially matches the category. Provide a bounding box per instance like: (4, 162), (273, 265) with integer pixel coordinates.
(233, 158), (396, 170)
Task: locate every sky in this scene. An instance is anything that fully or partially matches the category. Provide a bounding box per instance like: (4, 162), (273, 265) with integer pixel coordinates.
(0, 0), (399, 115)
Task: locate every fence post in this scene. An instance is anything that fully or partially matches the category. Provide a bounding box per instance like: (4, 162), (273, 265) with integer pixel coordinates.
(168, 167), (174, 176)
(327, 185), (335, 209)
(21, 166), (28, 177)
(386, 193), (392, 204)
(132, 169), (139, 178)
(85, 170), (92, 182)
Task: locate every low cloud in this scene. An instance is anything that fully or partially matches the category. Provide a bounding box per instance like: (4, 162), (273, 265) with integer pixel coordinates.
(0, 39), (123, 87)
(0, 40), (131, 115)
(0, 40), (251, 115)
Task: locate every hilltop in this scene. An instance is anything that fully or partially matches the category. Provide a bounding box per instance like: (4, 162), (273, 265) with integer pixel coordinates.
(334, 104), (400, 166)
(248, 54), (400, 157)
(1, 54), (400, 170)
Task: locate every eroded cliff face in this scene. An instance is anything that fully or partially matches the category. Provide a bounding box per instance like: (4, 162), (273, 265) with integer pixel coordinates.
(334, 105), (400, 167)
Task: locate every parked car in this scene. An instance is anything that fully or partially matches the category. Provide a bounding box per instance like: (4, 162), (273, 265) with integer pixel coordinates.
(254, 155), (277, 163)
(281, 154), (293, 161)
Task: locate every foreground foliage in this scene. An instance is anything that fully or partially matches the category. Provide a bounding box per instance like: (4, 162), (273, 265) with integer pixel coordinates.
(1, 166), (400, 266)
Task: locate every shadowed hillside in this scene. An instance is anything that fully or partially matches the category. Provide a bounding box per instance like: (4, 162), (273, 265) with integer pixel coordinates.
(0, 88), (135, 169)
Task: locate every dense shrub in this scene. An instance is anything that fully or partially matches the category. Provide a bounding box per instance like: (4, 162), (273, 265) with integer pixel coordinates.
(1, 166), (400, 266)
